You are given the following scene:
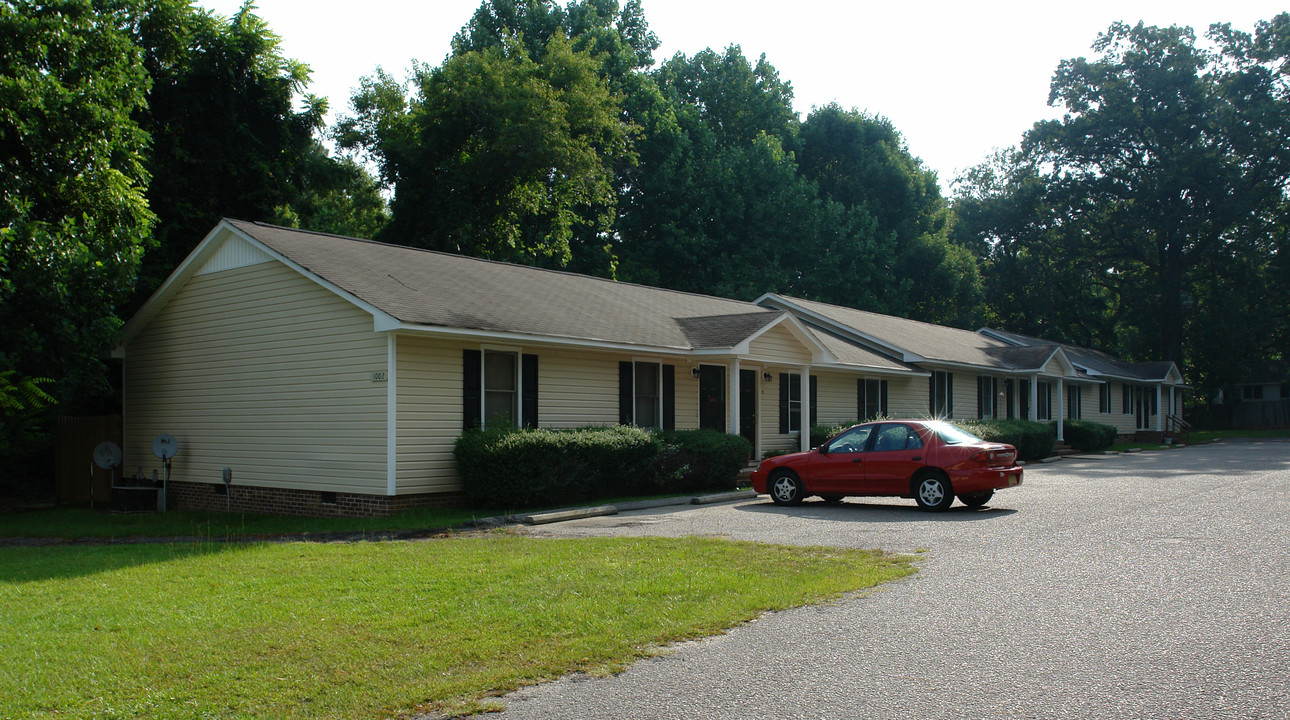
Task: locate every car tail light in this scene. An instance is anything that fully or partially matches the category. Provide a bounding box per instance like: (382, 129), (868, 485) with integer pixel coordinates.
(972, 447), (1017, 466)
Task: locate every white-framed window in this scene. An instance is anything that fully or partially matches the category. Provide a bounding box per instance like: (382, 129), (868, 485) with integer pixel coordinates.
(930, 371), (953, 417)
(483, 350), (519, 425)
(1099, 384), (1112, 414)
(860, 378), (888, 421)
(1036, 381), (1052, 421)
(786, 373), (802, 432)
(1067, 385), (1082, 419)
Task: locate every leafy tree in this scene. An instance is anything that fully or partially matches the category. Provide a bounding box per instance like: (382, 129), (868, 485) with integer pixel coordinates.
(1021, 18), (1290, 374)
(799, 104), (980, 326)
(0, 0), (154, 406)
(130, 1), (329, 299)
(0, 0), (155, 484)
(339, 32), (636, 265)
(952, 149), (1116, 347)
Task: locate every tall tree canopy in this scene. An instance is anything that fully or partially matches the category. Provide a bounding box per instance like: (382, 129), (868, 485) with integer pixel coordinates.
(0, 0), (154, 412)
(956, 15), (1290, 397)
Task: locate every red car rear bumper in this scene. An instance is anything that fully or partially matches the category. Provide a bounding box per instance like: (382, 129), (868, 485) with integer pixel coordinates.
(949, 465), (1024, 494)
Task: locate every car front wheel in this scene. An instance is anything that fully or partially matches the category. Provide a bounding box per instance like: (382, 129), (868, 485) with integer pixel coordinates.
(959, 490), (994, 507)
(913, 472), (954, 512)
(768, 470), (805, 506)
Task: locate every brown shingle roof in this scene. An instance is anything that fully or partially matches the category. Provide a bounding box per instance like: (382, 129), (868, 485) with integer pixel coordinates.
(234, 220), (774, 350)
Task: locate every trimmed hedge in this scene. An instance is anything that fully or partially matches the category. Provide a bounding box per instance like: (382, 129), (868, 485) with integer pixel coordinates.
(454, 425), (752, 509)
(952, 419), (1056, 462)
(1061, 419), (1118, 452)
(658, 429), (753, 493)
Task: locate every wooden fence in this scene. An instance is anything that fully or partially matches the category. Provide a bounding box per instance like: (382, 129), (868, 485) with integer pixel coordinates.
(54, 415), (123, 506)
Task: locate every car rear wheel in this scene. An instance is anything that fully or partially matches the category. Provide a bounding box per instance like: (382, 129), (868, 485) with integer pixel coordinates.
(913, 472), (954, 512)
(769, 470), (805, 506)
(959, 490), (994, 507)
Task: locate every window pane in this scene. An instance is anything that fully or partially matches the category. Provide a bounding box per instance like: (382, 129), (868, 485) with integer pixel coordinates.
(483, 351), (517, 425)
(634, 362), (660, 428)
(484, 352), (516, 391)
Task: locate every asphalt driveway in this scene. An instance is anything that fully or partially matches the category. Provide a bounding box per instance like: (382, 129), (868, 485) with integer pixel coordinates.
(489, 439), (1290, 719)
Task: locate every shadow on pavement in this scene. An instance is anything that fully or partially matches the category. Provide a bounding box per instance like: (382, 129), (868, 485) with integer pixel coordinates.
(735, 498), (1018, 523)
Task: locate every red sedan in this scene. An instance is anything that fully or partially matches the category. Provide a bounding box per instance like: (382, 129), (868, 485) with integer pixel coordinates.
(751, 420), (1023, 511)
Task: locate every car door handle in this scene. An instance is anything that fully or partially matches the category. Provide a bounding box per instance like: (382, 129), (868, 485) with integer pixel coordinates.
(851, 458), (863, 463)
(911, 456), (922, 461)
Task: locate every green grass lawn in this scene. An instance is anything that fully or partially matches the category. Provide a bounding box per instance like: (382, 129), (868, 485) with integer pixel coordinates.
(1189, 428), (1290, 444)
(0, 534), (915, 719)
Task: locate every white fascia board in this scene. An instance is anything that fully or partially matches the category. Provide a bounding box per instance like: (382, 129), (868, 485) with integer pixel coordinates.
(388, 322), (695, 357)
(811, 362), (930, 377)
(755, 293), (920, 363)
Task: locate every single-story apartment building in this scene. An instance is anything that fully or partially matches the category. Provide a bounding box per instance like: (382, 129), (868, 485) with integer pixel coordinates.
(115, 220), (1185, 516)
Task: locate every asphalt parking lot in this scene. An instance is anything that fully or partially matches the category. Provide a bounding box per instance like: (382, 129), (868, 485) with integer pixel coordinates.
(490, 439), (1290, 719)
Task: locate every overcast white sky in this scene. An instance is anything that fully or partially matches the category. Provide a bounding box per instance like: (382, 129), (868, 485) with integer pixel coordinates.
(198, 0), (1286, 191)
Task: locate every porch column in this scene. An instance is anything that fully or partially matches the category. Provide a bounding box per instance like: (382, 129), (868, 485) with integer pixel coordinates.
(801, 365), (812, 452)
(1030, 374), (1038, 422)
(1056, 378), (1065, 442)
(1156, 384), (1163, 431)
(728, 358), (741, 436)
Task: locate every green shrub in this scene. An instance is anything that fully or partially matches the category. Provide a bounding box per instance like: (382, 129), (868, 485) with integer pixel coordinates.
(657, 430), (752, 492)
(454, 425), (662, 509)
(1062, 419), (1118, 452)
(952, 419), (1055, 462)
(454, 425), (754, 509)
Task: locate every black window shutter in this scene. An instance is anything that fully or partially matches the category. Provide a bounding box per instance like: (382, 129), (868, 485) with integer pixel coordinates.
(928, 374), (935, 415)
(662, 364), (675, 431)
(619, 362), (634, 425)
(521, 354), (539, 429)
(463, 349), (482, 429)
(779, 373), (790, 434)
(880, 380), (888, 416)
(809, 375), (818, 427)
(857, 378), (864, 421)
(977, 376), (985, 418)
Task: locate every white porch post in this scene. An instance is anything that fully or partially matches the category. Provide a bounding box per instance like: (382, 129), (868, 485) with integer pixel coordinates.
(1056, 378), (1065, 442)
(801, 365), (812, 452)
(1030, 375), (1038, 422)
(728, 358), (741, 436)
(1156, 384), (1163, 431)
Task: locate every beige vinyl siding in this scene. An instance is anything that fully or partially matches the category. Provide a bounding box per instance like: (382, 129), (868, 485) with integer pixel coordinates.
(1080, 384), (1101, 420)
(949, 371), (977, 420)
(1042, 355), (1067, 376)
(748, 325), (813, 365)
(813, 371), (858, 426)
(394, 335), (470, 494)
(123, 260), (388, 494)
(885, 375), (928, 418)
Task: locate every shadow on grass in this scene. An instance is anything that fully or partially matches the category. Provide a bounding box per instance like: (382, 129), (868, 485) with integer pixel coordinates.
(0, 542), (236, 583)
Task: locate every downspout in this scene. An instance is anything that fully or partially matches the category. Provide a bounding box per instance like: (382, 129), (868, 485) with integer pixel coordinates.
(728, 358), (741, 436)
(1056, 377), (1065, 442)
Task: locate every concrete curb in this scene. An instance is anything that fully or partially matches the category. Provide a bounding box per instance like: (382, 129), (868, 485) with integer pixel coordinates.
(517, 505), (618, 525)
(691, 489), (758, 505)
(519, 489), (758, 525)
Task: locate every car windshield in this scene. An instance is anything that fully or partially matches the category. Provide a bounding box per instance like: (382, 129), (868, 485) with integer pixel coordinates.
(927, 421), (982, 445)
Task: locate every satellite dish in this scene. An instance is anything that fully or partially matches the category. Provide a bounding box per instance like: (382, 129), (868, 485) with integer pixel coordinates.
(152, 434), (178, 460)
(93, 441), (122, 470)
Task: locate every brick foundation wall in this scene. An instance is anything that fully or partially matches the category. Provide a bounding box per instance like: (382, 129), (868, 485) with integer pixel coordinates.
(166, 480), (465, 518)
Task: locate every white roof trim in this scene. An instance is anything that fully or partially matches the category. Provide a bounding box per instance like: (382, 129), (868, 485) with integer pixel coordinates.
(754, 292), (921, 363)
